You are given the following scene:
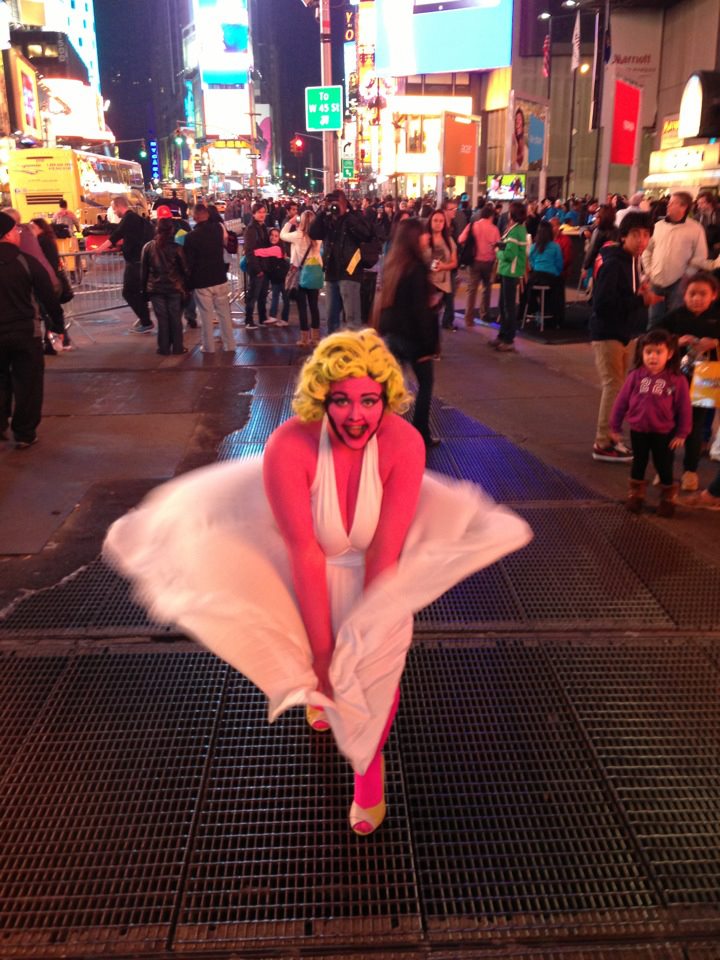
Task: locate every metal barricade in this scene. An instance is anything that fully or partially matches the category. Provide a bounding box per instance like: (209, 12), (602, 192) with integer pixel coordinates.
(63, 249), (127, 320)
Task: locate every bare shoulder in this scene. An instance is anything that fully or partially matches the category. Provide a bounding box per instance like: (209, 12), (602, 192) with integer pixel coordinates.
(264, 417), (321, 467)
(377, 414), (425, 473)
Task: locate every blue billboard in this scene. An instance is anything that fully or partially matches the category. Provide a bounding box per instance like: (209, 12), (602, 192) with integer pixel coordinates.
(375, 0), (513, 77)
(193, 0), (250, 87)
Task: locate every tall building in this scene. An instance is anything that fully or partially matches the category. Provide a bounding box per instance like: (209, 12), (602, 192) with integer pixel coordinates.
(41, 0), (101, 92)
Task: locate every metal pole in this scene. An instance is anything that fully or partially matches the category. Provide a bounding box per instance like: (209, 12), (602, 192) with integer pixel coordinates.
(565, 66), (578, 198)
(320, 0), (336, 193)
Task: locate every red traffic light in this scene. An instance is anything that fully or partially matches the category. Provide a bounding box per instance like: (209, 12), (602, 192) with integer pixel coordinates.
(294, 137), (304, 150)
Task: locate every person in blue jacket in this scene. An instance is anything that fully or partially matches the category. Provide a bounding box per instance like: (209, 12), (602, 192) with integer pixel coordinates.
(517, 220), (565, 328)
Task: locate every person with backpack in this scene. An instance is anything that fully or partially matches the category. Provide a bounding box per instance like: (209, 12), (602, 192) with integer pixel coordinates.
(141, 214), (189, 355)
(459, 203), (500, 328)
(95, 195), (156, 334)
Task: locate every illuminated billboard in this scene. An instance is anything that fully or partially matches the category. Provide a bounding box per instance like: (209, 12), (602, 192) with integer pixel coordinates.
(375, 0), (513, 77)
(487, 173), (526, 201)
(192, 0), (250, 87)
(3, 48), (42, 141)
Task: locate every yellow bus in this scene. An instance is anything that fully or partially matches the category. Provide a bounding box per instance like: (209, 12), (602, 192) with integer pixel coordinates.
(7, 147), (147, 227)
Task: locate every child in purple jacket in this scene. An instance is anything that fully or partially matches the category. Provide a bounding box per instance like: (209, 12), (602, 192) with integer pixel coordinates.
(610, 329), (692, 517)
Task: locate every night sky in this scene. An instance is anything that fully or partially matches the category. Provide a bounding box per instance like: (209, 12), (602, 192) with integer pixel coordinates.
(94, 0), (344, 162)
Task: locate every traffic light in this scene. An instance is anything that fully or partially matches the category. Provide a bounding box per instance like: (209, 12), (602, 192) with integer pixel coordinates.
(290, 136), (305, 156)
(174, 128), (184, 147)
(138, 139), (148, 159)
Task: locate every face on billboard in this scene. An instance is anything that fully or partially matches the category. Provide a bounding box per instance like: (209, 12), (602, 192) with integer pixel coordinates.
(193, 0), (250, 87)
(375, 0), (513, 76)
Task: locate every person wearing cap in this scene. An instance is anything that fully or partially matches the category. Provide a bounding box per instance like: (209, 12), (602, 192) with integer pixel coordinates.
(0, 210), (59, 449)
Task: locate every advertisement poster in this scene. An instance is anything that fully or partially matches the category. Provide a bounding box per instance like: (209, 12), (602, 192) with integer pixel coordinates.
(443, 115), (479, 178)
(4, 49), (42, 141)
(608, 9), (663, 128)
(507, 95), (547, 173)
(375, 0), (513, 77)
(611, 78), (641, 166)
(487, 174), (526, 201)
(193, 0), (250, 87)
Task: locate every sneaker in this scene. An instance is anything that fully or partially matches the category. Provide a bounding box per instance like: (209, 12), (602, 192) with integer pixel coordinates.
(495, 341), (516, 353)
(245, 322), (258, 330)
(681, 470), (699, 492)
(613, 440), (632, 456)
(15, 437), (38, 450)
(265, 317), (279, 325)
(274, 318), (290, 327)
(130, 324), (154, 334)
(592, 442), (633, 463)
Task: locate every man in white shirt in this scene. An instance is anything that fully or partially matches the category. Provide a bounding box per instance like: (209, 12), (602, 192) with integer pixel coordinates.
(641, 191), (708, 324)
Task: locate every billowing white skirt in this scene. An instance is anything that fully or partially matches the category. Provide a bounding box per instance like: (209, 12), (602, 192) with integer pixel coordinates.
(103, 460), (532, 773)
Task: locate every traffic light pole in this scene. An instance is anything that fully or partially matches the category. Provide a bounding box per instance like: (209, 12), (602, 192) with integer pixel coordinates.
(320, 0), (337, 194)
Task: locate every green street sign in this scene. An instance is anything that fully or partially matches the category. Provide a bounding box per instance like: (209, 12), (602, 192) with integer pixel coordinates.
(305, 85), (344, 132)
(341, 158), (355, 179)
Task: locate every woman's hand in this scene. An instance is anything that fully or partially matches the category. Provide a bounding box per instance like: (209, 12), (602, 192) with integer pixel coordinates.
(608, 430), (622, 444)
(670, 437), (685, 450)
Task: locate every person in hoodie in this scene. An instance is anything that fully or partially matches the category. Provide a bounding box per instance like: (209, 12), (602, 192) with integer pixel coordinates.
(590, 213), (664, 463)
(0, 210), (59, 449)
(656, 271), (720, 492)
(610, 328), (691, 518)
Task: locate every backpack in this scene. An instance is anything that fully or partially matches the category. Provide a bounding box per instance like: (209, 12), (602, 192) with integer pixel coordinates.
(51, 222), (71, 239)
(225, 229), (239, 254)
(458, 224), (476, 267)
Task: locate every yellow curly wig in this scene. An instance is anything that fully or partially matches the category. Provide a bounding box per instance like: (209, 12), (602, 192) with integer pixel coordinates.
(292, 329), (411, 422)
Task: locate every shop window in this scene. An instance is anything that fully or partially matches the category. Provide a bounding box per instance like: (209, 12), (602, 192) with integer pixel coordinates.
(406, 116), (426, 154)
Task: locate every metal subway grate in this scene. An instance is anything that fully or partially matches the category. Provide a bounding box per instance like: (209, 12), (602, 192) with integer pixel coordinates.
(428, 401), (499, 438)
(502, 506), (674, 630)
(0, 558), (172, 639)
(0, 652), (227, 957)
(215, 439), (266, 463)
(0, 655), (70, 784)
(443, 437), (603, 502)
(424, 443), (462, 478)
(250, 366), (298, 396)
(588, 507), (720, 630)
(230, 395), (293, 441)
(415, 563), (523, 630)
(400, 643), (664, 941)
(174, 672), (421, 950)
(429, 948), (679, 960)
(546, 641), (720, 912)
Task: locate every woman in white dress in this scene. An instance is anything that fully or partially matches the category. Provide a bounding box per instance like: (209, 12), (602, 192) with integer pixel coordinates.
(104, 330), (532, 834)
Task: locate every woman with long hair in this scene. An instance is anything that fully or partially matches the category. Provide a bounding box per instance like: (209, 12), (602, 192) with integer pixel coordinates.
(104, 330), (532, 836)
(141, 216), (189, 355)
(422, 209), (458, 332)
(516, 219), (564, 328)
(376, 218), (440, 449)
(29, 218), (71, 353)
(280, 209), (324, 347)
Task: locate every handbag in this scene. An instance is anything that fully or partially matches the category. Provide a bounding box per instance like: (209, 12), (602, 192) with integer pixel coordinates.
(57, 264), (74, 304)
(286, 240), (313, 292)
(300, 259), (324, 290)
(690, 361), (720, 408)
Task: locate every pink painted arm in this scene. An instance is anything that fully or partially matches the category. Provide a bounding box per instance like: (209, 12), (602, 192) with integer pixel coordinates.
(263, 420), (334, 692)
(364, 417), (425, 587)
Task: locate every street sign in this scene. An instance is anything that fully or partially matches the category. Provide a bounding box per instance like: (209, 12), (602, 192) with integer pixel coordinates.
(305, 85), (344, 132)
(247, 153), (262, 160)
(341, 158), (355, 179)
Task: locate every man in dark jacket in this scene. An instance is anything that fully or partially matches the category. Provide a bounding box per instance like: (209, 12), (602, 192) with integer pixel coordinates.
(0, 211), (59, 448)
(242, 202), (274, 329)
(308, 189), (372, 333)
(590, 213), (663, 462)
(183, 204), (235, 352)
(96, 195), (155, 333)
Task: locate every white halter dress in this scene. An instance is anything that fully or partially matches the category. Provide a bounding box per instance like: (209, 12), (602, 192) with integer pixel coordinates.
(104, 416), (531, 773)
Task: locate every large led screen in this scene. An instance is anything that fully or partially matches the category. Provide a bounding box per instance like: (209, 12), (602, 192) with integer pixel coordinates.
(375, 0), (513, 77)
(193, 0), (250, 87)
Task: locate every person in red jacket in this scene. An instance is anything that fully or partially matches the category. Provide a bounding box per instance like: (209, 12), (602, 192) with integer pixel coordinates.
(610, 328), (692, 517)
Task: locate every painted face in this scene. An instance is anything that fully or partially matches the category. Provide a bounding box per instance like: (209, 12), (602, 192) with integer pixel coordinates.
(325, 376), (385, 449)
(684, 281), (717, 317)
(643, 342), (671, 375)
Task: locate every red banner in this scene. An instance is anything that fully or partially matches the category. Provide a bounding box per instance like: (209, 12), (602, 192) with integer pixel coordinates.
(611, 78), (640, 166)
(443, 115), (479, 178)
